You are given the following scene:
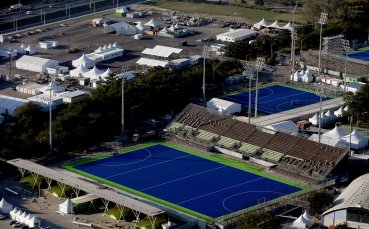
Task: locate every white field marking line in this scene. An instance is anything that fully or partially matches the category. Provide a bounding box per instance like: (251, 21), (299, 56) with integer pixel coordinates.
(105, 154), (192, 179)
(139, 165), (227, 192)
(100, 149), (152, 167)
(177, 177), (264, 205)
(258, 91), (309, 105)
(222, 191), (286, 213)
(276, 99), (317, 112)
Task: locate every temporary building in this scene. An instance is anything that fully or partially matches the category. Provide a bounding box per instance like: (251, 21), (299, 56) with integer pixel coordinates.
(29, 216), (41, 228)
(216, 29), (258, 42)
(309, 113), (319, 125)
(136, 58), (169, 68)
(0, 94), (28, 115)
(136, 21), (149, 33)
(0, 48), (17, 58)
(104, 21), (130, 34)
(39, 41), (57, 49)
(323, 126), (348, 139)
(265, 120), (298, 135)
(59, 198), (74, 214)
(292, 211), (314, 228)
(253, 18), (270, 30)
(301, 69), (314, 83)
(340, 129), (369, 149)
(72, 54), (95, 69)
(0, 198), (13, 214)
(39, 82), (65, 94)
(344, 105), (349, 112)
(281, 22), (294, 30)
(207, 98), (241, 115)
(18, 44), (25, 54)
(16, 55), (59, 73)
(24, 45), (36, 55)
(100, 68), (113, 78)
(69, 65), (89, 77)
(268, 20), (282, 29)
(85, 66), (104, 80)
(340, 82), (366, 93)
(112, 42), (120, 48)
(334, 106), (344, 117)
(325, 110), (336, 120)
(10, 208), (18, 219)
(145, 18), (161, 28)
(168, 24), (175, 32)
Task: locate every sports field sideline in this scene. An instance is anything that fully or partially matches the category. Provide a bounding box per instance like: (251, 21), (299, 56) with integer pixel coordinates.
(62, 143), (305, 220)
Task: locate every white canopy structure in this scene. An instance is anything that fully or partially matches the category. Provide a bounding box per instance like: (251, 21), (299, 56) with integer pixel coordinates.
(95, 46), (103, 53)
(291, 69), (313, 82)
(323, 126), (348, 139)
(174, 23), (180, 29)
(24, 45), (36, 55)
(70, 65), (89, 77)
(344, 105), (349, 112)
(168, 24), (175, 32)
(160, 27), (169, 34)
(268, 20), (282, 29)
(325, 110), (336, 119)
(29, 216), (41, 228)
(309, 113), (319, 125)
(281, 22), (294, 30)
(9, 208), (18, 219)
(112, 42), (120, 48)
(253, 18), (270, 30)
(292, 211), (314, 228)
(86, 66), (104, 80)
(18, 44), (25, 54)
(72, 54), (95, 69)
(39, 82), (65, 94)
(334, 106), (344, 117)
(136, 21), (149, 32)
(0, 198), (13, 214)
(145, 18), (161, 28)
(340, 130), (369, 149)
(100, 68), (113, 80)
(206, 98), (241, 115)
(59, 198), (74, 214)
(265, 120), (298, 135)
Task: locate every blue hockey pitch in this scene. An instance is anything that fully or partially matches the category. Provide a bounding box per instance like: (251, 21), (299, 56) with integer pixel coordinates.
(73, 144), (301, 219)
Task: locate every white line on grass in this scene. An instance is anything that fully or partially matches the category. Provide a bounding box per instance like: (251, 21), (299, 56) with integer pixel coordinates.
(177, 177), (264, 204)
(100, 149), (152, 167)
(105, 154), (192, 179)
(139, 165), (227, 192)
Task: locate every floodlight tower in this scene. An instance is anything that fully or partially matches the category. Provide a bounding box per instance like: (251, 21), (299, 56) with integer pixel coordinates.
(202, 45), (208, 104)
(316, 84), (324, 143)
(341, 39), (350, 92)
(242, 64), (255, 124)
(121, 66), (128, 143)
(291, 29), (297, 74)
(290, 1), (298, 62)
(254, 57), (265, 118)
(318, 12), (328, 73)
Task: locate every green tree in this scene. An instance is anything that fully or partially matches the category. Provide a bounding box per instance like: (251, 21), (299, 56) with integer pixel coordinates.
(307, 191), (334, 214)
(225, 41), (253, 60)
(235, 213), (282, 229)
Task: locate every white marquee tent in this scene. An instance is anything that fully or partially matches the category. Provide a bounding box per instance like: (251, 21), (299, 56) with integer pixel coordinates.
(24, 45), (36, 55)
(29, 216), (42, 228)
(292, 211), (314, 228)
(340, 130), (369, 149)
(281, 22), (294, 30)
(253, 18), (270, 30)
(59, 198), (74, 214)
(145, 18), (161, 28)
(268, 20), (282, 29)
(10, 208), (41, 228)
(85, 66), (104, 80)
(18, 44), (25, 54)
(334, 106), (344, 117)
(136, 21), (149, 32)
(72, 54), (95, 69)
(309, 113), (319, 125)
(265, 120), (298, 135)
(323, 126), (348, 139)
(39, 82), (65, 94)
(70, 65), (89, 77)
(0, 198), (13, 214)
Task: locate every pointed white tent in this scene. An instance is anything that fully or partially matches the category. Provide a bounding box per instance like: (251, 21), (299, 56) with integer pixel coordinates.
(29, 216), (42, 228)
(70, 64), (89, 77)
(174, 23), (180, 29)
(15, 210), (23, 221)
(24, 45), (36, 55)
(10, 207), (18, 219)
(100, 68), (113, 78)
(136, 21), (149, 32)
(160, 27), (169, 34)
(309, 113), (319, 125)
(107, 43), (113, 50)
(102, 44), (108, 51)
(282, 22), (294, 30)
(95, 46), (103, 53)
(145, 18), (161, 28)
(340, 129), (369, 149)
(20, 211), (27, 223)
(334, 106), (344, 117)
(86, 66), (104, 80)
(344, 105), (349, 112)
(168, 24), (175, 32)
(112, 42), (120, 48)
(253, 18), (270, 30)
(0, 198), (13, 214)
(325, 109), (336, 119)
(292, 212), (314, 228)
(323, 126), (348, 139)
(268, 20), (282, 29)
(18, 44), (25, 54)
(39, 82), (65, 94)
(59, 198), (74, 214)
(72, 53), (95, 69)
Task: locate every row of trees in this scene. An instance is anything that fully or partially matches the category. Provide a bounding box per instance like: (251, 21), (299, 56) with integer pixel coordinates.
(0, 60), (242, 158)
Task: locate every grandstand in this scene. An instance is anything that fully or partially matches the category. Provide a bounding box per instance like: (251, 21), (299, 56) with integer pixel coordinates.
(165, 104), (348, 183)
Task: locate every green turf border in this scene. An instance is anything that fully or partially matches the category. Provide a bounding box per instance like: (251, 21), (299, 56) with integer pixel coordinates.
(61, 142), (308, 222)
(347, 46), (369, 54)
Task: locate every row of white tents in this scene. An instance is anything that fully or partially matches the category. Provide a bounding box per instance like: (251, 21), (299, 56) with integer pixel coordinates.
(309, 126), (369, 149)
(9, 208), (42, 228)
(309, 110), (338, 126)
(291, 69), (314, 83)
(70, 65), (112, 80)
(253, 18), (294, 30)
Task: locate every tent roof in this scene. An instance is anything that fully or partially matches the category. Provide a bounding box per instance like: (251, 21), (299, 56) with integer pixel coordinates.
(101, 68), (113, 77)
(110, 21), (130, 29)
(281, 22), (294, 30)
(24, 45), (35, 51)
(41, 82), (65, 93)
(334, 106), (344, 116)
(86, 66), (104, 76)
(73, 64), (89, 73)
(323, 126), (348, 139)
(169, 24), (175, 31)
(141, 45), (182, 58)
(309, 113), (318, 121)
(136, 58), (169, 67)
(136, 21), (149, 30)
(266, 120), (298, 134)
(292, 212), (313, 228)
(112, 42), (120, 48)
(17, 55), (58, 66)
(268, 20), (282, 29)
(257, 18), (269, 27)
(145, 18), (161, 27)
(341, 129), (369, 143)
(325, 109), (336, 117)
(76, 54), (94, 64)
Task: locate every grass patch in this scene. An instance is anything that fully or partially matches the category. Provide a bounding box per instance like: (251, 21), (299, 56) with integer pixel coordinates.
(348, 46), (369, 54)
(148, 0), (305, 23)
(61, 141), (308, 221)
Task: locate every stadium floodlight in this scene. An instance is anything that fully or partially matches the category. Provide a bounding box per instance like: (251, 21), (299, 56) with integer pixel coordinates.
(341, 39), (350, 93)
(316, 84), (324, 143)
(121, 65), (128, 143)
(242, 64), (255, 124)
(318, 12), (328, 74)
(254, 57), (265, 118)
(202, 45), (208, 105)
(291, 29), (297, 74)
(290, 1), (298, 68)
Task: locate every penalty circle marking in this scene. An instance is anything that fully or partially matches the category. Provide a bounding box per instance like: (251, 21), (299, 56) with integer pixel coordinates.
(100, 148), (152, 166)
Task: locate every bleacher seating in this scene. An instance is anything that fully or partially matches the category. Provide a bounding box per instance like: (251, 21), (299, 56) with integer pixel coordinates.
(196, 130), (218, 142)
(238, 142), (260, 155)
(166, 122), (183, 131)
(217, 136), (240, 149)
(261, 149), (284, 162)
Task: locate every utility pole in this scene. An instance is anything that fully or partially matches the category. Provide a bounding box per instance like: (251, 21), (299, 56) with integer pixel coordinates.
(254, 57), (265, 118)
(290, 1), (297, 62)
(341, 39), (350, 93)
(318, 12), (328, 73)
(202, 45), (207, 104)
(49, 80), (54, 153)
(121, 66), (128, 143)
